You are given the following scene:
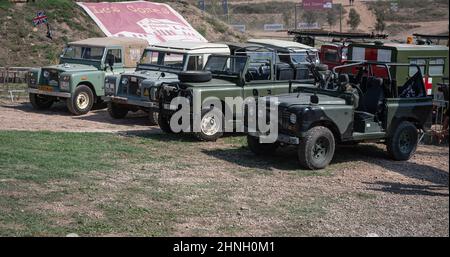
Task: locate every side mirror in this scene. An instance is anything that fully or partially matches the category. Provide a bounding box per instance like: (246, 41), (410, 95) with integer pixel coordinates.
(160, 72), (165, 78)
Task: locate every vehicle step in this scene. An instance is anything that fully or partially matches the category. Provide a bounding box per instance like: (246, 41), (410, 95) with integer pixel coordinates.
(351, 132), (386, 141)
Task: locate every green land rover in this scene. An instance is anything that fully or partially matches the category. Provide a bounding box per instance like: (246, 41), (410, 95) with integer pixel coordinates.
(27, 37), (147, 115)
(156, 42), (318, 141)
(247, 61), (433, 169)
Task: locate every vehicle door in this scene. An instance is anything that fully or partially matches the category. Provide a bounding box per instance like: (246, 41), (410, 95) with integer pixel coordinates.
(104, 48), (125, 75)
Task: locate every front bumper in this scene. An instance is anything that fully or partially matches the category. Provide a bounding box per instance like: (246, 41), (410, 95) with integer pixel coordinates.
(249, 132), (300, 145)
(103, 96), (158, 109)
(28, 88), (71, 98)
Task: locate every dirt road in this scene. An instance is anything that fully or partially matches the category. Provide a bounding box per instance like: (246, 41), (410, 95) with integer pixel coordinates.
(0, 101), (155, 133)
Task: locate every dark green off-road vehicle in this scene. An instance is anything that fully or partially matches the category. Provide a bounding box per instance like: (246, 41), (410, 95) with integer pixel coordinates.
(247, 61), (433, 169)
(156, 44), (316, 141)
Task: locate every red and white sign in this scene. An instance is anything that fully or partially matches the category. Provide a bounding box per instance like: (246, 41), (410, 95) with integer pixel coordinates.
(424, 76), (433, 95)
(303, 0), (333, 10)
(76, 1), (207, 44)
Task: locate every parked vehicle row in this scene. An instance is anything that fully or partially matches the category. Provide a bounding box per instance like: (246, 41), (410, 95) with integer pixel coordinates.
(27, 37), (444, 169)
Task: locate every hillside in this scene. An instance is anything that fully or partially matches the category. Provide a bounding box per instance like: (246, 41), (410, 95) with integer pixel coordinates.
(0, 0), (247, 67)
(186, 0), (448, 41)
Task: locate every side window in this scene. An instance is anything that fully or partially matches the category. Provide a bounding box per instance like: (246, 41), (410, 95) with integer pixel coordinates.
(186, 55), (204, 71)
(409, 58), (426, 76)
(324, 49), (339, 62)
(106, 49), (122, 64)
(429, 58), (445, 76)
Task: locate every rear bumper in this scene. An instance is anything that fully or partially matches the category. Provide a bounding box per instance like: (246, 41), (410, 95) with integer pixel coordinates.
(248, 132), (300, 145)
(28, 88), (71, 98)
(103, 96), (158, 109)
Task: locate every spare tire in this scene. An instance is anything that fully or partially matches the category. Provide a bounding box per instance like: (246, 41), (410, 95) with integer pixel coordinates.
(315, 64), (329, 72)
(178, 71), (212, 83)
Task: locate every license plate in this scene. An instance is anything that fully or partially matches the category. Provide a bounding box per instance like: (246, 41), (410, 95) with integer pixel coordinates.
(38, 85), (53, 92)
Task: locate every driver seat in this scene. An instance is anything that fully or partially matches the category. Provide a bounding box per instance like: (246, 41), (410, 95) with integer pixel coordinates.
(361, 77), (385, 115)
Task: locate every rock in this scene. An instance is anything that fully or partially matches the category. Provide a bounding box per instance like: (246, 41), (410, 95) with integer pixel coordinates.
(66, 233), (79, 237)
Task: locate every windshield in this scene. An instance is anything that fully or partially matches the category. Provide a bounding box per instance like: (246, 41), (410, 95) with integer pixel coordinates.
(140, 50), (185, 70)
(62, 45), (104, 60)
(204, 55), (248, 76)
(291, 53), (309, 64)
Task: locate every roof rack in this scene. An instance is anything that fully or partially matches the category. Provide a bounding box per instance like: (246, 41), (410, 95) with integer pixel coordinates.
(287, 30), (389, 47)
(413, 33), (449, 40)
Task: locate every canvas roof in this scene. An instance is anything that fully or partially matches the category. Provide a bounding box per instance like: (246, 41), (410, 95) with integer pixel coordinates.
(69, 37), (148, 48)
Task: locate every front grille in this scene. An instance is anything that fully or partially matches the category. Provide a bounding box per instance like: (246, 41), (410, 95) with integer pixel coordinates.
(41, 69), (59, 87)
(121, 75), (143, 97)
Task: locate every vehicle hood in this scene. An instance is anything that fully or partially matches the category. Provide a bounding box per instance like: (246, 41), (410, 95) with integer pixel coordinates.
(183, 78), (237, 88)
(44, 63), (98, 73)
(121, 70), (179, 80)
(264, 92), (347, 109)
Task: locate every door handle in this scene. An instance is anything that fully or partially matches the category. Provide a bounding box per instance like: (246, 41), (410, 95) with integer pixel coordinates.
(267, 89), (272, 95)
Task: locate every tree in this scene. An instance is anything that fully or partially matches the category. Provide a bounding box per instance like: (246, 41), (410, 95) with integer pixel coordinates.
(373, 8), (386, 33)
(283, 9), (294, 29)
(303, 11), (318, 25)
(326, 8), (338, 30)
(347, 8), (361, 30)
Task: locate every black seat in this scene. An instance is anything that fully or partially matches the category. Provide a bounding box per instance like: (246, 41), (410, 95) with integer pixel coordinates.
(275, 63), (294, 80)
(294, 64), (309, 80)
(360, 77), (384, 115)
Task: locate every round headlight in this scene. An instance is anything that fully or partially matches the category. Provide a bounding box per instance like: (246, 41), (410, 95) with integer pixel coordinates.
(43, 71), (50, 78)
(289, 113), (297, 124)
(121, 77), (128, 85)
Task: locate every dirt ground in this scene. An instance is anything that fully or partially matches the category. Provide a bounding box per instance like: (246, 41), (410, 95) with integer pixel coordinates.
(0, 101), (448, 236)
(0, 101), (154, 133)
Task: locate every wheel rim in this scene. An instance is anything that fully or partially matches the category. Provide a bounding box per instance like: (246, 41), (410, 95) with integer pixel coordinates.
(312, 137), (330, 162)
(399, 130), (412, 154)
(201, 112), (220, 136)
(76, 92), (89, 110)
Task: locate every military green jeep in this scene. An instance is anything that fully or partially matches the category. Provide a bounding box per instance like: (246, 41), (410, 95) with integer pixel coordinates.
(156, 43), (316, 141)
(247, 61), (433, 170)
(27, 37), (147, 115)
(103, 42), (230, 124)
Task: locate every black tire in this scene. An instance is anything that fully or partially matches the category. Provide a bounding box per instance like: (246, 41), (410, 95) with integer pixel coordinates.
(194, 108), (223, 142)
(149, 111), (159, 126)
(107, 102), (128, 119)
(29, 93), (54, 109)
(298, 126), (335, 170)
(316, 64), (329, 72)
(387, 121), (418, 161)
(67, 85), (94, 115)
(247, 135), (278, 155)
(178, 71), (212, 83)
(158, 113), (174, 134)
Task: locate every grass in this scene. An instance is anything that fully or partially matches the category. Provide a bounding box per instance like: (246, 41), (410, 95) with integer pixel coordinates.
(0, 130), (338, 236)
(0, 1), (12, 10)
